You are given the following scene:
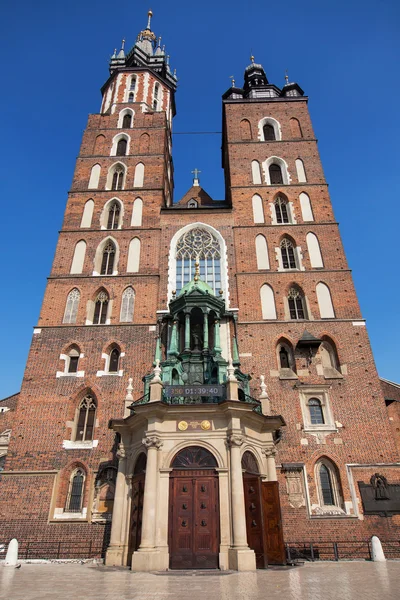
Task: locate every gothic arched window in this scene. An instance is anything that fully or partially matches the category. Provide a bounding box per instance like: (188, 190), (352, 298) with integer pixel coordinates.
(109, 348), (120, 373)
(75, 394), (96, 441)
(107, 202), (121, 229)
(269, 163), (283, 184)
(308, 398), (324, 425)
(175, 228), (221, 295)
(263, 123), (276, 141)
(128, 92), (134, 103)
(67, 347), (80, 374)
(288, 287), (306, 320)
(120, 287), (135, 322)
(280, 239), (297, 269)
(153, 83), (160, 110)
(111, 165), (125, 191)
(116, 138), (127, 157)
(63, 289), (80, 324)
(100, 242), (116, 275)
(122, 113), (132, 128)
(93, 291), (109, 324)
(275, 196), (290, 224)
(66, 469), (85, 512)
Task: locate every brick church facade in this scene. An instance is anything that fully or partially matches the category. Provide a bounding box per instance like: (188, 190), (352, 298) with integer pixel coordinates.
(1, 12), (399, 569)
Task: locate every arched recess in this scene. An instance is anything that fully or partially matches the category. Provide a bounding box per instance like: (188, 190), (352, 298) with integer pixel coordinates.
(314, 457), (344, 510)
(127, 238), (141, 273)
(80, 199), (94, 228)
(289, 118), (303, 138)
(93, 237), (119, 276)
(100, 197), (124, 230)
(88, 164), (101, 189)
(139, 133), (150, 153)
(276, 337), (296, 373)
(106, 162), (126, 191)
(70, 240), (86, 274)
(167, 222), (229, 305)
(117, 107), (135, 129)
(262, 157), (290, 185)
(260, 284), (277, 319)
(316, 282), (335, 319)
(241, 450), (260, 474)
(258, 117), (281, 141)
(299, 192), (314, 222)
(93, 135), (105, 155)
(120, 286), (135, 322)
(131, 198), (143, 226)
(252, 194), (264, 223)
(111, 133), (130, 157)
(295, 158), (307, 183)
(63, 288), (81, 324)
(319, 336), (341, 375)
(240, 119), (252, 140)
(255, 235), (270, 270)
(251, 160), (262, 184)
(306, 232), (323, 268)
(134, 162), (145, 187)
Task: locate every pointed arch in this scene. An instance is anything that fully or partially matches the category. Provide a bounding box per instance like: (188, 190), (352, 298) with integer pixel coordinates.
(100, 197), (124, 230)
(276, 337), (296, 372)
(316, 282), (335, 318)
(299, 192), (314, 221)
(91, 289), (110, 325)
(260, 284), (277, 319)
(88, 164), (101, 189)
(74, 393), (97, 442)
(273, 193), (292, 224)
(118, 107), (135, 129)
(251, 160), (262, 184)
(258, 117), (281, 141)
(125, 74), (137, 102)
(287, 285), (307, 320)
(63, 288), (81, 324)
(120, 286), (135, 322)
(252, 194), (264, 223)
(70, 240), (86, 274)
(106, 162), (126, 191)
(315, 457), (344, 509)
(131, 197), (143, 226)
(240, 119), (252, 140)
(295, 158), (307, 183)
(93, 135), (105, 155)
(111, 133), (130, 157)
(262, 157), (290, 185)
(139, 133), (150, 153)
(168, 222), (229, 304)
(306, 232), (323, 268)
(93, 237), (119, 276)
(65, 468), (86, 512)
(279, 237), (299, 270)
(127, 238), (141, 273)
(255, 234), (270, 270)
(134, 162), (145, 187)
(319, 336), (340, 373)
(290, 118), (303, 138)
(80, 199), (94, 228)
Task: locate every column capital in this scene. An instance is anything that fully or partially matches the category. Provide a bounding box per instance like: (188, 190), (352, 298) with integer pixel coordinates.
(227, 433), (244, 448)
(263, 446), (277, 458)
(142, 435), (163, 450)
(117, 442), (127, 460)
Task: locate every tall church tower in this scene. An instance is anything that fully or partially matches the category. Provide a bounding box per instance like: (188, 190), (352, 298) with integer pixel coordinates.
(1, 17), (399, 572)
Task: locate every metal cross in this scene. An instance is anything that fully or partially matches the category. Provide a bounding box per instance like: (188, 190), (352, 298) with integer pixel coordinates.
(191, 168), (201, 179)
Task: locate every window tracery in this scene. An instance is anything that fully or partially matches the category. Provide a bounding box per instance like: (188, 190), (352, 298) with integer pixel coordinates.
(175, 228), (221, 295)
(75, 394), (96, 441)
(63, 289), (80, 324)
(288, 287), (306, 319)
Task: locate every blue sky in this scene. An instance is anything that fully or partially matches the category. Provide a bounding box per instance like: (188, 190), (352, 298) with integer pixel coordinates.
(0, 0), (399, 398)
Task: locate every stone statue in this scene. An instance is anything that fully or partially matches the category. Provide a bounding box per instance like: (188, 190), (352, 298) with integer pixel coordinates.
(370, 473), (389, 500)
(191, 324), (203, 350)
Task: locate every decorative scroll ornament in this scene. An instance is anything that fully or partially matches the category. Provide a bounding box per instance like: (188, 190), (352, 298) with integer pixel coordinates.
(142, 435), (163, 450)
(263, 447), (277, 458)
(227, 434), (244, 448)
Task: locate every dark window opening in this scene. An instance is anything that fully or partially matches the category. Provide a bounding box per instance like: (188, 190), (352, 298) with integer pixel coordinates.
(263, 123), (276, 141)
(109, 348), (120, 373)
(269, 163), (283, 185)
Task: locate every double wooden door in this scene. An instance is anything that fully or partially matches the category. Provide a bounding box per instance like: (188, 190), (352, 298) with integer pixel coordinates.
(243, 477), (286, 567)
(169, 470), (219, 569)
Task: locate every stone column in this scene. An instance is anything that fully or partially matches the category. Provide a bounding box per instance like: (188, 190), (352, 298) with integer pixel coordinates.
(214, 319), (222, 354)
(203, 312), (209, 351)
(131, 435), (168, 571)
(227, 434), (256, 571)
(184, 313), (191, 351)
(106, 443), (129, 566)
(264, 447), (277, 481)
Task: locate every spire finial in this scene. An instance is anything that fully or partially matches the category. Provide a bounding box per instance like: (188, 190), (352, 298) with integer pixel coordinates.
(121, 38), (125, 50)
(285, 69), (289, 85)
(157, 36), (162, 47)
(194, 260), (200, 282)
(230, 75), (235, 87)
(250, 54), (255, 64)
(191, 167), (201, 186)
(147, 9), (153, 29)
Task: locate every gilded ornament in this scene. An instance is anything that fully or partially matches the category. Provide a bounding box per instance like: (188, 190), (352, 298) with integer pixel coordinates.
(178, 420), (188, 431)
(201, 420), (211, 431)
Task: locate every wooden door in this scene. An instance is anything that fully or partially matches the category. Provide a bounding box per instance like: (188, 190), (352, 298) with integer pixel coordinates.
(128, 474), (145, 562)
(261, 481), (286, 565)
(243, 475), (267, 568)
(169, 470), (219, 569)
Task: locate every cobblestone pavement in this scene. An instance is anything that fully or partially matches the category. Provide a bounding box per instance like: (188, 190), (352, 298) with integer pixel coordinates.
(1, 561), (399, 600)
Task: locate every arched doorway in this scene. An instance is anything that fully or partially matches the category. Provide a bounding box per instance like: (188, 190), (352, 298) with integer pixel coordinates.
(128, 452), (147, 563)
(242, 450), (286, 568)
(169, 446), (220, 569)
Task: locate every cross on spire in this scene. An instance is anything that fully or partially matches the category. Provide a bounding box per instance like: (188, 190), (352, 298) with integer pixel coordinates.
(191, 168), (201, 186)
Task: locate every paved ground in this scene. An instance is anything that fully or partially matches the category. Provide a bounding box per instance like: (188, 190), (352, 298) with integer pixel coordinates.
(1, 561), (399, 600)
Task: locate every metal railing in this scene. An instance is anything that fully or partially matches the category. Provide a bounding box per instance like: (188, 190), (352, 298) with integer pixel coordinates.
(285, 540), (400, 562)
(0, 540), (101, 560)
(239, 392), (263, 415)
